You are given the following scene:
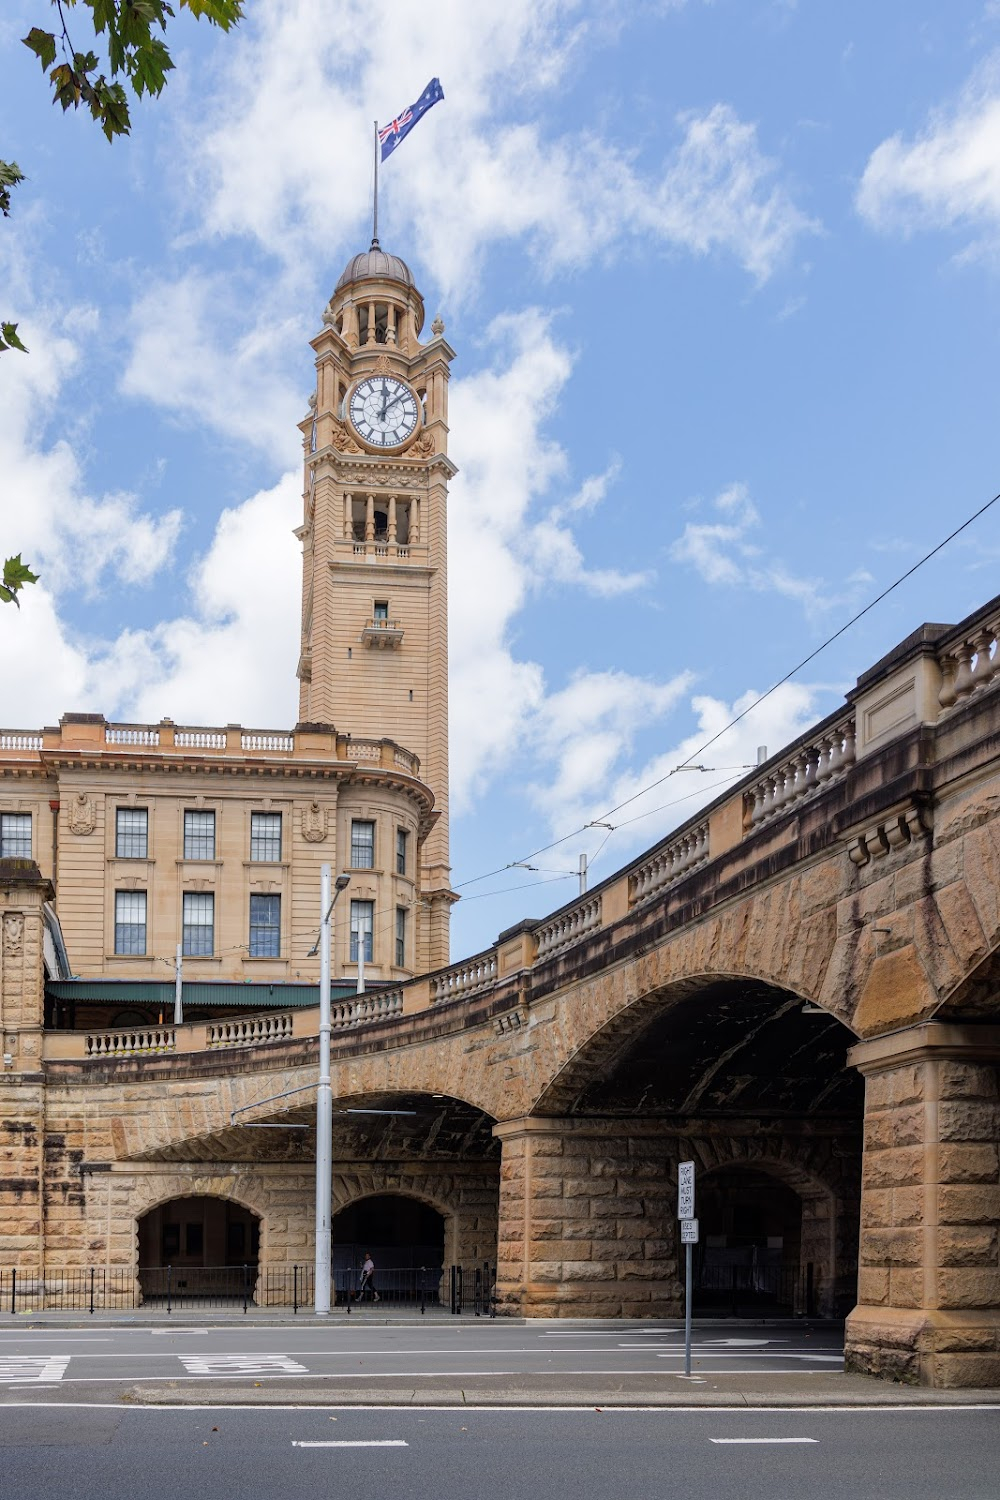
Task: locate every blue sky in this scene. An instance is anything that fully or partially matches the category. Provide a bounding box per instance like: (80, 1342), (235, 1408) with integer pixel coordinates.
(2, 0), (1000, 960)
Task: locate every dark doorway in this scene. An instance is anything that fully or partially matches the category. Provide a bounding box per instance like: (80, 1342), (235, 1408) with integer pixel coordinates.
(332, 1194), (445, 1303)
(694, 1168), (805, 1314)
(137, 1196), (261, 1304)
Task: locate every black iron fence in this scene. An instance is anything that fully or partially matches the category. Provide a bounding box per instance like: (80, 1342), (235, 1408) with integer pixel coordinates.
(693, 1261), (817, 1317)
(0, 1262), (496, 1316)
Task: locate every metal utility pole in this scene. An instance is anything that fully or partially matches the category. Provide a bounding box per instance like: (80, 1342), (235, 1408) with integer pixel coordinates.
(578, 852), (588, 895)
(173, 943), (183, 1025)
(315, 866), (350, 1316)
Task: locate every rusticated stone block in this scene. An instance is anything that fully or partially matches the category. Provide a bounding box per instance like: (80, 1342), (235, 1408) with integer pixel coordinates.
(891, 1187), (925, 1226)
(937, 1102), (999, 1143)
(938, 1144), (1000, 1184)
(863, 1146), (924, 1189)
(938, 1062), (999, 1101)
(938, 1226), (999, 1267)
(930, 1352), (1000, 1387)
(857, 1267), (890, 1304)
(937, 1268), (1000, 1308)
(939, 1185), (1000, 1225)
(862, 1228), (923, 1267)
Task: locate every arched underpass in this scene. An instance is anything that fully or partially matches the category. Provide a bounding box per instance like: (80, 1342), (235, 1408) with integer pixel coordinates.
(498, 978), (863, 1319)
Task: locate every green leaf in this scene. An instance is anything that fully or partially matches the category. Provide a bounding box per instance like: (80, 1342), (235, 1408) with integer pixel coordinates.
(0, 323), (28, 354)
(0, 555), (39, 607)
(0, 161), (25, 218)
(181, 0), (243, 29)
(22, 27), (57, 71)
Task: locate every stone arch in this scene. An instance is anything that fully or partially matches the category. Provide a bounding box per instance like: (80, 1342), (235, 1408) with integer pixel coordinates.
(331, 1166), (496, 1270)
(682, 1140), (857, 1319)
(126, 1172), (274, 1267)
(530, 972), (853, 1118)
(935, 938), (1000, 1022)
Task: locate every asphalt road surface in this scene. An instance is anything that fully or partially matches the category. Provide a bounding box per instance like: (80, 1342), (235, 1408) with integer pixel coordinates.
(1, 1404), (999, 1500)
(0, 1320), (844, 1398)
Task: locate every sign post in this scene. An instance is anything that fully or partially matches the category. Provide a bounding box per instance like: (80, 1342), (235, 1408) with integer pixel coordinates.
(678, 1161), (697, 1375)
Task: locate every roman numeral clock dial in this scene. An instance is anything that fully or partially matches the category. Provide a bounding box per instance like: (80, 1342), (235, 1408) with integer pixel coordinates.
(347, 376), (420, 449)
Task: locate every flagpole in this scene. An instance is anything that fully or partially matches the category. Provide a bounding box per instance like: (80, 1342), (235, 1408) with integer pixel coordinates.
(373, 119), (379, 246)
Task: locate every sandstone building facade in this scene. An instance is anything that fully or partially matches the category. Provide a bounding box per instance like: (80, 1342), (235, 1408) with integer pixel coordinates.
(1, 242), (999, 1390)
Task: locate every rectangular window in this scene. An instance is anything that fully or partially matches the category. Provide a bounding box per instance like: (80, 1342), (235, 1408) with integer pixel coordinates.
(249, 893), (281, 958)
(115, 807), (148, 859)
(250, 811), (282, 862)
(183, 810), (216, 861)
(182, 891), (214, 957)
(349, 899), (374, 963)
(395, 906), (406, 968)
(373, 599), (389, 621)
(350, 819), (375, 868)
(0, 813), (31, 859)
(395, 827), (408, 876)
(114, 890), (147, 955)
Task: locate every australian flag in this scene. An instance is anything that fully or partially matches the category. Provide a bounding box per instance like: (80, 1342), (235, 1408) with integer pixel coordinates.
(379, 78), (444, 162)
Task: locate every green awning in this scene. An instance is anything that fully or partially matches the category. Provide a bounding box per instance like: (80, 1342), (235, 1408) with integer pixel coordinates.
(45, 979), (368, 1008)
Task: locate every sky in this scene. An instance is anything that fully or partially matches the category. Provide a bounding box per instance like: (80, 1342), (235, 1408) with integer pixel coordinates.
(2, 0), (1000, 961)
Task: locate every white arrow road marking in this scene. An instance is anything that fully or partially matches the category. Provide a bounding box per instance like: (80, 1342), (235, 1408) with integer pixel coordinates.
(179, 1354), (307, 1376)
(0, 1357), (69, 1383)
(292, 1441), (408, 1448)
(702, 1339), (775, 1347)
(711, 1438), (817, 1444)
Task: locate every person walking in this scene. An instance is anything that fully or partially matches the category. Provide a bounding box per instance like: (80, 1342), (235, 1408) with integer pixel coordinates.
(358, 1251), (379, 1303)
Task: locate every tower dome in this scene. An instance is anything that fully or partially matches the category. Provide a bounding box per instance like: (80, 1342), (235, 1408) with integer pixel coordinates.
(335, 238), (416, 293)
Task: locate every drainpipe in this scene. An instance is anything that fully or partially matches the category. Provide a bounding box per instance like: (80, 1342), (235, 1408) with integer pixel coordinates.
(49, 800), (60, 890)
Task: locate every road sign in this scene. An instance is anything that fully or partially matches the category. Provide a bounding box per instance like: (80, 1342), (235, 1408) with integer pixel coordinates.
(681, 1218), (699, 1244)
(677, 1160), (695, 1219)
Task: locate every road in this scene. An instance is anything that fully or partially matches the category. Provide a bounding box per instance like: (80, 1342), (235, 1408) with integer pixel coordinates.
(1, 1404), (998, 1500)
(0, 1319), (844, 1400)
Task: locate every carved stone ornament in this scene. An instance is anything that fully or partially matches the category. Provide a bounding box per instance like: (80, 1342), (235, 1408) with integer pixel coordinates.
(410, 430), (435, 457)
(301, 801), (328, 843)
(331, 418), (362, 455)
(67, 792), (96, 836)
(2, 913), (23, 957)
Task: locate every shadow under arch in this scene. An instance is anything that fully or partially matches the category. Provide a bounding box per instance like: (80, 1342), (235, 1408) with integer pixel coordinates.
(934, 938), (1000, 1022)
(531, 974), (861, 1118)
(331, 1191), (447, 1305)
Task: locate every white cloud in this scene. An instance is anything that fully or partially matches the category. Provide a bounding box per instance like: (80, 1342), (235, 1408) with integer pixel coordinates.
(669, 482), (872, 612)
(857, 53), (1000, 256)
(174, 1), (815, 296)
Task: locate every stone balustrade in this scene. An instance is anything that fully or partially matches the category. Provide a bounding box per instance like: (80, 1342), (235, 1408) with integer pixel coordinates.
(330, 989), (404, 1027)
(85, 1027), (176, 1057)
(744, 712), (857, 830)
(206, 1013), (295, 1048)
(175, 730), (227, 748)
(241, 732), (294, 752)
(535, 895), (603, 961)
(345, 739), (383, 762)
(937, 605), (1000, 711)
(106, 726), (160, 746)
(0, 732), (43, 751)
(629, 823), (709, 905)
(430, 954), (498, 1004)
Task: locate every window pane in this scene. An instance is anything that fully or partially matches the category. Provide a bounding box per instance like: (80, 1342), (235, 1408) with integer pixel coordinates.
(182, 891), (214, 956)
(249, 893), (280, 958)
(114, 890), (147, 955)
(183, 810), (216, 861)
(116, 808), (148, 859)
(0, 813), (32, 860)
(350, 819), (375, 868)
(396, 827), (407, 875)
(250, 812), (281, 862)
(395, 906), (406, 967)
(349, 899), (373, 962)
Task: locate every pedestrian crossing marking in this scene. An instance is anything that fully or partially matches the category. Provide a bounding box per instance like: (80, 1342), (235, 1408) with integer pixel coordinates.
(179, 1353), (307, 1376)
(0, 1356), (70, 1383)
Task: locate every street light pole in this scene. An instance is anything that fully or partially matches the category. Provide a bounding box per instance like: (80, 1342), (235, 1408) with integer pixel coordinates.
(315, 865), (350, 1316)
(173, 943), (183, 1025)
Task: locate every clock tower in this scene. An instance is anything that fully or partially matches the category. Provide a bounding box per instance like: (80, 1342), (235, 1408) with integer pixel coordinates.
(296, 240), (457, 969)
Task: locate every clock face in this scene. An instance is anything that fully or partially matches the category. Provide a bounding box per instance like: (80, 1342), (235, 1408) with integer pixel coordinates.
(348, 376), (420, 449)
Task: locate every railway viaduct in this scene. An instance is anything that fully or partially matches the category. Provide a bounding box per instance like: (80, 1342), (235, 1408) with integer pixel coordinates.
(2, 595), (1000, 1387)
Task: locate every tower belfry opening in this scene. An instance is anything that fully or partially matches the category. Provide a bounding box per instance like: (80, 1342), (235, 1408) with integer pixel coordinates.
(296, 242), (458, 969)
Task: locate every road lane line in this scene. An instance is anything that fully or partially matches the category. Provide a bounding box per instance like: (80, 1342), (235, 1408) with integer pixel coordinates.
(292, 1440), (408, 1447)
(710, 1437), (817, 1444)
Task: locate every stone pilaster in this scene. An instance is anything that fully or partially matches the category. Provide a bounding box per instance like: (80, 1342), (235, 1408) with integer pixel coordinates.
(0, 861), (53, 1273)
(493, 1118), (679, 1317)
(846, 1023), (1000, 1387)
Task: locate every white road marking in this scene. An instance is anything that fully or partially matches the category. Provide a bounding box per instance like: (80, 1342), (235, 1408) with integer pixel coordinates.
(292, 1440), (408, 1448)
(151, 1330), (208, 1336)
(710, 1437), (818, 1444)
(0, 1357), (69, 1384)
(179, 1354), (307, 1376)
(702, 1339), (774, 1347)
(2, 1401), (999, 1413)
